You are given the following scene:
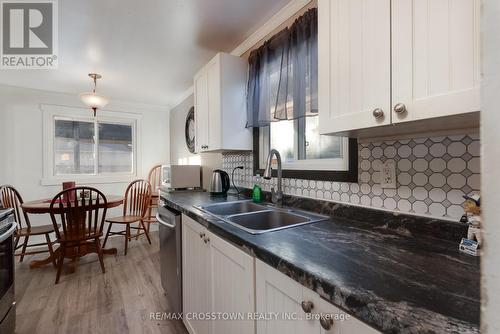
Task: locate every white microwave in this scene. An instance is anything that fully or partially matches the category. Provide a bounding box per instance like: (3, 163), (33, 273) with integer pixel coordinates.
(161, 165), (201, 190)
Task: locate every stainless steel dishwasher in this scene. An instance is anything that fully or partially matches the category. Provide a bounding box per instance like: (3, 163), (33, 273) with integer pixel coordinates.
(156, 198), (182, 314)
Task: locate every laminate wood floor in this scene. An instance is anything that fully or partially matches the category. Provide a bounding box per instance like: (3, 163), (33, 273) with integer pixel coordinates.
(15, 232), (187, 334)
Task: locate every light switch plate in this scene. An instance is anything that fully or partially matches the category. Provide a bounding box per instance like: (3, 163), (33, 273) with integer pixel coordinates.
(380, 161), (397, 188)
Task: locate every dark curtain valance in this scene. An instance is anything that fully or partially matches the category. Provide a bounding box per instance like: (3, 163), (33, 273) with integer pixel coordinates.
(246, 8), (318, 128)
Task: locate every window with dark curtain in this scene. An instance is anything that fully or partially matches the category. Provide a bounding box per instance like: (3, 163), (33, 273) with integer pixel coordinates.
(246, 8), (318, 127)
(247, 8), (357, 182)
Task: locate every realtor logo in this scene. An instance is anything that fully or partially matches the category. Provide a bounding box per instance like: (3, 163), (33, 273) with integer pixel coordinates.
(1, 0), (58, 69)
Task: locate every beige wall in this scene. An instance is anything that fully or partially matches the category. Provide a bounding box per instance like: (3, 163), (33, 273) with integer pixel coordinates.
(169, 94), (222, 190)
(481, 0), (500, 332)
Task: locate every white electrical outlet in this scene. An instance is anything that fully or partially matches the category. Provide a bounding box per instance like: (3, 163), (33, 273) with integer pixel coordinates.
(380, 161), (397, 188)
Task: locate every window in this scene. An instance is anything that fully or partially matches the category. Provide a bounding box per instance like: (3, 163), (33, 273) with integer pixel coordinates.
(247, 8), (357, 181)
(97, 123), (133, 173)
(42, 105), (140, 185)
(54, 120), (95, 174)
(259, 116), (349, 171)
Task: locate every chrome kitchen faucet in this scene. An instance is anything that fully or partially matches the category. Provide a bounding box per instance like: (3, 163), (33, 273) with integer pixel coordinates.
(263, 149), (283, 207)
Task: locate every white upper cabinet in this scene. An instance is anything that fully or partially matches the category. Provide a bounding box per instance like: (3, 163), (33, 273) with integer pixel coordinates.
(318, 0), (480, 136)
(318, 0), (391, 134)
(194, 68), (210, 153)
(194, 52), (252, 153)
(392, 0), (480, 123)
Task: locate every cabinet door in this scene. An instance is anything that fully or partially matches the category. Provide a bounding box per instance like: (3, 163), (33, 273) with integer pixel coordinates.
(205, 56), (222, 151)
(255, 260), (319, 334)
(392, 0), (480, 123)
(318, 0), (391, 135)
(182, 215), (210, 334)
(208, 232), (255, 334)
(194, 68), (210, 153)
(313, 296), (380, 334)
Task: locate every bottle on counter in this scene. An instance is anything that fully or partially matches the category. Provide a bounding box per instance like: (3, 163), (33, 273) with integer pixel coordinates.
(252, 175), (262, 203)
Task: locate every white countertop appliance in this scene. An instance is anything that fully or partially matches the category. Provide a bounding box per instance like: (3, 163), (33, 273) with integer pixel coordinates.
(161, 165), (201, 190)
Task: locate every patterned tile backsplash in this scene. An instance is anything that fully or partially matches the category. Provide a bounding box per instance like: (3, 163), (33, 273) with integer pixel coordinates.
(222, 134), (480, 221)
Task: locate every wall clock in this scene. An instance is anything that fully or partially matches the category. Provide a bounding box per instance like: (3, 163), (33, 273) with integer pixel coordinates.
(185, 106), (196, 153)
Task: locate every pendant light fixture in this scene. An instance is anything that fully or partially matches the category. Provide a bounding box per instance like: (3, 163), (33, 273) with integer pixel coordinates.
(80, 73), (109, 116)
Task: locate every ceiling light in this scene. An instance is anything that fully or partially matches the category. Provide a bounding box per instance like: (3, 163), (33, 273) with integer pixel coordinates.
(80, 73), (109, 116)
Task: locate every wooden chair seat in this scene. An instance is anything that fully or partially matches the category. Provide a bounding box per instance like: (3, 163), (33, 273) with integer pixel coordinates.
(106, 215), (143, 224)
(103, 179), (152, 256)
(136, 167), (160, 239)
(16, 224), (58, 236)
(1, 185), (57, 266)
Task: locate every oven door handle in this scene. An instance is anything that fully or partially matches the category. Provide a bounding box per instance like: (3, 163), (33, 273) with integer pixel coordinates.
(0, 222), (17, 243)
(156, 213), (175, 229)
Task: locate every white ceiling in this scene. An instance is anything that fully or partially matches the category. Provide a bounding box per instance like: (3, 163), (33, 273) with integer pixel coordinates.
(0, 0), (292, 107)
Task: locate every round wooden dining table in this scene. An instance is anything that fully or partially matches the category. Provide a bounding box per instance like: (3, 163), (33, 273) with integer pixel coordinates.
(21, 195), (124, 269)
(22, 195), (124, 214)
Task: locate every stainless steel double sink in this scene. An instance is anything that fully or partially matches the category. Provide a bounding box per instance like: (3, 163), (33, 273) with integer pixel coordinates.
(195, 200), (328, 234)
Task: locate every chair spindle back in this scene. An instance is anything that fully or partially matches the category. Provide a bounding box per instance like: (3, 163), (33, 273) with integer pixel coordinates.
(148, 165), (162, 194)
(123, 180), (151, 218)
(0, 185), (30, 231)
(49, 187), (108, 241)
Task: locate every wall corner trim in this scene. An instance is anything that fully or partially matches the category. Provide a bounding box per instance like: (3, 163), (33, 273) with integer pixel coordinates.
(171, 0), (312, 110)
(230, 0), (312, 57)
(170, 86), (194, 111)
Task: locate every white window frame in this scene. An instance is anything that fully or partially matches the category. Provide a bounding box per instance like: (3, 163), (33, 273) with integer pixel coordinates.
(258, 121), (350, 171)
(41, 104), (142, 185)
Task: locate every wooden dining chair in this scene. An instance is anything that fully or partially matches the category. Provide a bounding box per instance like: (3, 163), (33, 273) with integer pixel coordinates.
(103, 179), (152, 255)
(0, 185), (57, 266)
(136, 165), (161, 239)
(49, 187), (108, 284)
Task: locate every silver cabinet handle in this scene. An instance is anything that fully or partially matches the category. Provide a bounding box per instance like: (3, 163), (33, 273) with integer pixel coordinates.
(301, 301), (314, 313)
(319, 316), (334, 330)
(394, 103), (407, 114)
(372, 108), (384, 119)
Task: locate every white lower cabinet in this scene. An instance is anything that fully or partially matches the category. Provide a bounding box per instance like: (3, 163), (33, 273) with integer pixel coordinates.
(182, 214), (255, 334)
(209, 232), (255, 334)
(182, 215), (379, 334)
(315, 294), (380, 334)
(255, 259), (318, 334)
(256, 260), (381, 334)
(182, 214), (211, 334)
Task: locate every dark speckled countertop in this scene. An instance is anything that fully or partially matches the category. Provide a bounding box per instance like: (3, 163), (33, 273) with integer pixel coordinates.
(160, 191), (480, 334)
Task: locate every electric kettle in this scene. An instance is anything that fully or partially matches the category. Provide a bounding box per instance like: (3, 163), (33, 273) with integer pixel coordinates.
(210, 169), (230, 196)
